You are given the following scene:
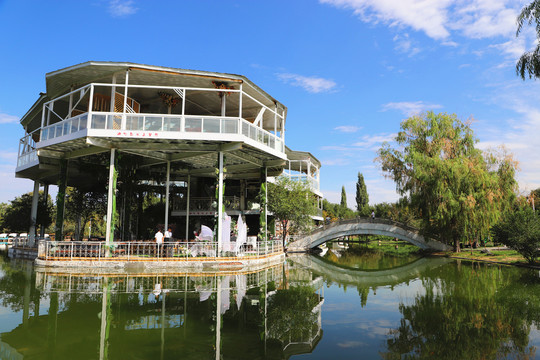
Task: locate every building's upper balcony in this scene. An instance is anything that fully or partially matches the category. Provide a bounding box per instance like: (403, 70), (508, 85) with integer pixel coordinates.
(283, 148), (322, 197)
(17, 62), (288, 174)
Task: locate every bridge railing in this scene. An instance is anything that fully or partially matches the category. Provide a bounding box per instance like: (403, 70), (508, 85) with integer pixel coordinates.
(314, 217), (422, 237)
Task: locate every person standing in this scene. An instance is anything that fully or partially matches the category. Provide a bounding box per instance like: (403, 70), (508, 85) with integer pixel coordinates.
(164, 227), (173, 242)
(155, 228), (164, 256)
(371, 210), (375, 221)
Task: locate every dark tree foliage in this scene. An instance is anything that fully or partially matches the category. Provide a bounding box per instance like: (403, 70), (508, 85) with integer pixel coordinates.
(355, 172), (369, 212)
(267, 177), (315, 246)
(340, 185), (347, 209)
(492, 206), (540, 264)
(516, 1), (540, 79)
(1, 192), (54, 233)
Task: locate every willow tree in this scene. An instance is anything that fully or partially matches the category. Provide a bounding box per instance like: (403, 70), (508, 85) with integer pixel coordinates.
(377, 112), (518, 251)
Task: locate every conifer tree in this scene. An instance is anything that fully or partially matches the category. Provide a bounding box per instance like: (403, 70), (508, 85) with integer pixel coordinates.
(355, 172), (369, 212)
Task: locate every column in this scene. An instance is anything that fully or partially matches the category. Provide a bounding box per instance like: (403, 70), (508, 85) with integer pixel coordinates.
(55, 159), (68, 241)
(40, 184), (49, 238)
(265, 167), (268, 241)
(164, 161), (170, 232)
(217, 152), (224, 254)
(105, 149), (117, 248)
(29, 180), (40, 247)
(185, 174), (190, 241)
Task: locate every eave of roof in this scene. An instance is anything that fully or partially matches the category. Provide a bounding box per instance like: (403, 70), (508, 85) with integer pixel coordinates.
(45, 61), (287, 112)
(286, 146), (321, 168)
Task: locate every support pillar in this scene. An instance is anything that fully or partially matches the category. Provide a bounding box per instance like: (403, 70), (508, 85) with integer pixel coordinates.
(105, 149), (117, 248)
(265, 167), (268, 241)
(29, 180), (40, 247)
(55, 159), (68, 241)
(259, 167), (267, 241)
(40, 184), (49, 238)
(185, 174), (190, 241)
(165, 161), (170, 232)
(217, 152), (224, 254)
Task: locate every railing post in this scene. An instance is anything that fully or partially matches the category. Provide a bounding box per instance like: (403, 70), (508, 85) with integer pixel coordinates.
(71, 242), (73, 261)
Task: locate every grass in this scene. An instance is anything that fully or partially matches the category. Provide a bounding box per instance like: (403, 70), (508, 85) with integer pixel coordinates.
(444, 249), (540, 267)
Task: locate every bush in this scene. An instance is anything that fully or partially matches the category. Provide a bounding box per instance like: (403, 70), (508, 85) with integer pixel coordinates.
(492, 207), (540, 264)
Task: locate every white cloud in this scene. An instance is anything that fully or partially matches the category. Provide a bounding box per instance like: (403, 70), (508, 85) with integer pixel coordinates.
(0, 113), (19, 124)
(322, 158), (351, 166)
(278, 73), (337, 93)
(393, 33), (421, 56)
(352, 133), (396, 149)
(490, 38), (526, 60)
(320, 0), (452, 40)
(320, 0), (522, 43)
(334, 125), (361, 133)
(382, 101), (443, 116)
(474, 81), (540, 195)
(108, 0), (137, 17)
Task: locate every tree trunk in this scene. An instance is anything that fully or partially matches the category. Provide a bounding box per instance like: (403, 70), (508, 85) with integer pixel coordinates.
(282, 220), (288, 248)
(454, 237), (461, 252)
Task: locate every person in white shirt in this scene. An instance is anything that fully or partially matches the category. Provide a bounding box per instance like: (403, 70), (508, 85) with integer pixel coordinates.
(164, 227), (172, 242)
(155, 229), (164, 256)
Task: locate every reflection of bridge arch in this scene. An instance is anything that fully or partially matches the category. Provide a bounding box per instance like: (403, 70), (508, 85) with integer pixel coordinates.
(289, 254), (453, 288)
(288, 218), (452, 252)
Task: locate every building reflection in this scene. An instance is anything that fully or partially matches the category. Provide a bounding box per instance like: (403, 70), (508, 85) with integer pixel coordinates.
(0, 260), (324, 360)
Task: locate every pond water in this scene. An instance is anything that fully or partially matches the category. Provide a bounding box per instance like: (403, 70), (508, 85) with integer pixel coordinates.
(0, 250), (539, 360)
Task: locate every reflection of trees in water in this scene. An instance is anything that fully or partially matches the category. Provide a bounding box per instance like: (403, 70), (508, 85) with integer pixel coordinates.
(382, 262), (539, 360)
(266, 286), (322, 351)
(324, 246), (421, 271)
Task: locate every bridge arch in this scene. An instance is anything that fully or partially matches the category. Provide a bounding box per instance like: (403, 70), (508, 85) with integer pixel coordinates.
(287, 218), (452, 252)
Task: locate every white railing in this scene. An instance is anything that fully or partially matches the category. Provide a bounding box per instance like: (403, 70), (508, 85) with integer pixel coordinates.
(38, 239), (283, 261)
(36, 265), (284, 294)
(17, 131), (39, 168)
(17, 150), (38, 168)
(283, 172), (320, 192)
(40, 113), (88, 141)
(86, 112), (284, 153)
(34, 112), (283, 153)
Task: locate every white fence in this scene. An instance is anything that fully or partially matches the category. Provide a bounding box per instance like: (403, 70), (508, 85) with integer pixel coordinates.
(38, 239), (283, 261)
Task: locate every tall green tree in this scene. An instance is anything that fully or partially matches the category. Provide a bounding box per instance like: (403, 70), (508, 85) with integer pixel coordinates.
(492, 206), (540, 264)
(340, 185), (347, 209)
(65, 188), (107, 241)
(377, 112), (518, 251)
(1, 192), (54, 233)
(516, 0), (540, 79)
(267, 176), (316, 246)
(355, 172), (369, 212)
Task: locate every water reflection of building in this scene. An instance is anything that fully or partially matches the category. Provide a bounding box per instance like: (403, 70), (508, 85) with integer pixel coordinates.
(0, 262), (325, 360)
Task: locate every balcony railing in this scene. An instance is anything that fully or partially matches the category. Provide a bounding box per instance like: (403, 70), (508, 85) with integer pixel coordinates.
(40, 113), (88, 141)
(284, 173), (321, 192)
(17, 132), (38, 169)
(38, 239), (284, 261)
(38, 112), (284, 154)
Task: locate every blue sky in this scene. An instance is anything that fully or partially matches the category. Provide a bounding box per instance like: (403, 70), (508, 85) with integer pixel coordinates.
(1, 0), (539, 207)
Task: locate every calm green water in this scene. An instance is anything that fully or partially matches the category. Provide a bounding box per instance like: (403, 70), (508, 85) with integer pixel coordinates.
(0, 252), (539, 360)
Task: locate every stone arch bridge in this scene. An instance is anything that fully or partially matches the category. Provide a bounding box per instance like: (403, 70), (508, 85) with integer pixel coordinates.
(287, 218), (452, 252)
